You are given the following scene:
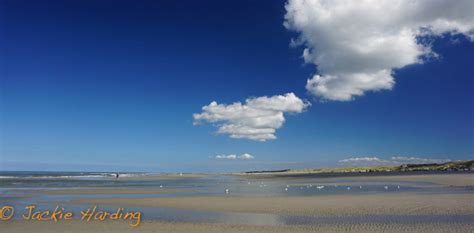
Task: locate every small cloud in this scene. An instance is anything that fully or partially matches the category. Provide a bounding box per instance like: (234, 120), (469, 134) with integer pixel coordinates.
(213, 153), (255, 160)
(239, 153), (255, 160)
(215, 154), (238, 160)
(338, 157), (393, 166)
(339, 157), (382, 163)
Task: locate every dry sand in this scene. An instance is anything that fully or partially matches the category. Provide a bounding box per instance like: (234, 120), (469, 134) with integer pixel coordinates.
(2, 220), (473, 233)
(73, 193), (474, 216)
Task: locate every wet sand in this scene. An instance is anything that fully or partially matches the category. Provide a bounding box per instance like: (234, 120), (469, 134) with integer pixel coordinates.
(2, 220), (473, 233)
(329, 173), (474, 187)
(34, 188), (194, 195)
(5, 173), (473, 232)
(73, 193), (474, 216)
(240, 173), (474, 187)
(121, 173), (208, 180)
(67, 173), (473, 217)
(272, 173), (474, 188)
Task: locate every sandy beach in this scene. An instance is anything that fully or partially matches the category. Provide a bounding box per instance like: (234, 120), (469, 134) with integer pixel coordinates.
(239, 173), (474, 187)
(3, 173), (473, 232)
(33, 188), (194, 195)
(309, 173), (474, 187)
(72, 193), (474, 216)
(120, 173), (208, 181)
(2, 220), (473, 233)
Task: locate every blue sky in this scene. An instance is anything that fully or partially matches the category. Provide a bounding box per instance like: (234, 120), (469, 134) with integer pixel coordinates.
(1, 0), (473, 172)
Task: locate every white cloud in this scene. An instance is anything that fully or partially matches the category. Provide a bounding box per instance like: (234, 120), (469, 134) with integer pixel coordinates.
(338, 157), (394, 166)
(193, 93), (310, 141)
(215, 154), (238, 160)
(239, 153), (255, 160)
(339, 157), (383, 163)
(284, 0), (474, 101)
(213, 153), (255, 160)
(339, 156), (451, 166)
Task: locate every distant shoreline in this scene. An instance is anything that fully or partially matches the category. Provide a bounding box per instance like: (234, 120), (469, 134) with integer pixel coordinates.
(235, 160), (474, 177)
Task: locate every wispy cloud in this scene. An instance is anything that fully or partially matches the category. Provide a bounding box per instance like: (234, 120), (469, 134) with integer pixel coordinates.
(338, 157), (395, 166)
(213, 153), (255, 160)
(338, 156), (451, 166)
(339, 157), (385, 163)
(285, 0), (474, 101)
(193, 93), (309, 141)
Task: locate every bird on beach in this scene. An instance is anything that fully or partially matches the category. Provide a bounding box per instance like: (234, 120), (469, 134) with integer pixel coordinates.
(359, 185), (362, 189)
(316, 185), (325, 190)
(159, 185), (163, 188)
(225, 188), (230, 194)
(285, 187), (289, 191)
(347, 186), (351, 190)
(384, 186), (389, 190)
(397, 185), (400, 189)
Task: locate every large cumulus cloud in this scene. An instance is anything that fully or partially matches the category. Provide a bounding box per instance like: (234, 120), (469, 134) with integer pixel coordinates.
(285, 0), (474, 101)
